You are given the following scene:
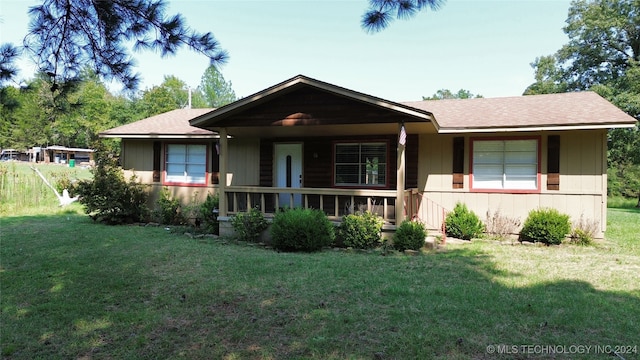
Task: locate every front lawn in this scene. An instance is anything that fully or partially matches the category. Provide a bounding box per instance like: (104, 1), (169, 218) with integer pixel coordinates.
(1, 207), (638, 359)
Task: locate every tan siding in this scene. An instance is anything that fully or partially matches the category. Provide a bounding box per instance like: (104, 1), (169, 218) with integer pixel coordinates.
(122, 140), (153, 172)
(417, 130), (607, 237)
(122, 140), (154, 183)
(228, 138), (260, 186)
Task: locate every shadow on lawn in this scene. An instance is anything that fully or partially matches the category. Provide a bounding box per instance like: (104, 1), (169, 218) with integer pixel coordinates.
(1, 213), (639, 359)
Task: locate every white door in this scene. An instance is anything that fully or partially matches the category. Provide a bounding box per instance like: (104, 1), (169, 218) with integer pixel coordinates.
(274, 143), (303, 208)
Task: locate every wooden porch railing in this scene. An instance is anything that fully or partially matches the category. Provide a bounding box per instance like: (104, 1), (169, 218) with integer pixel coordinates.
(224, 186), (400, 223)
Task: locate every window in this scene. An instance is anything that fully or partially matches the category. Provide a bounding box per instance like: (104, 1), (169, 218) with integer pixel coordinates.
(165, 144), (207, 185)
(335, 142), (387, 186)
(471, 138), (539, 191)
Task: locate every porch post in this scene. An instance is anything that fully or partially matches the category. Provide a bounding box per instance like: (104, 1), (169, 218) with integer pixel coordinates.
(396, 122), (406, 225)
(218, 127), (228, 217)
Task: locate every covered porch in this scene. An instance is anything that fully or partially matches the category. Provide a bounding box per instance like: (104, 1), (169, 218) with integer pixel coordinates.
(190, 75), (437, 232)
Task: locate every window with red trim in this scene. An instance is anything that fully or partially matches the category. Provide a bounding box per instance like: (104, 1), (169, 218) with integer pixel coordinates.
(471, 138), (539, 191)
(165, 144), (207, 185)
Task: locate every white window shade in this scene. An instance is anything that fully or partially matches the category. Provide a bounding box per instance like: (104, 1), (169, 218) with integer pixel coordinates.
(472, 139), (538, 191)
(166, 144), (207, 184)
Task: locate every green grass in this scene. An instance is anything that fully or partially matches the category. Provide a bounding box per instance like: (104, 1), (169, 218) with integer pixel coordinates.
(1, 206), (638, 359)
(0, 162), (92, 216)
(607, 195), (638, 209)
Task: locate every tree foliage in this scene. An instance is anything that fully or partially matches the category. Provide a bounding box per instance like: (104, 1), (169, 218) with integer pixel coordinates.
(21, 0), (227, 91)
(422, 88), (482, 100)
(0, 65), (235, 152)
(0, 43), (20, 83)
(361, 0), (445, 33)
(198, 66), (236, 108)
(526, 0), (640, 205)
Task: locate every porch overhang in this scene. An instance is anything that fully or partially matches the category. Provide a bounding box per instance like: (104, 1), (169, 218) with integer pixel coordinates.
(190, 74), (435, 136)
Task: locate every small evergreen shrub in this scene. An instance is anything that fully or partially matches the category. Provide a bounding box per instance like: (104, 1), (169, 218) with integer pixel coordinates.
(231, 207), (268, 242)
(199, 192), (219, 234)
(393, 220), (427, 251)
(339, 211), (384, 249)
(569, 215), (599, 246)
(75, 148), (149, 224)
(445, 203), (485, 240)
(271, 208), (335, 252)
(520, 208), (571, 245)
(154, 187), (186, 225)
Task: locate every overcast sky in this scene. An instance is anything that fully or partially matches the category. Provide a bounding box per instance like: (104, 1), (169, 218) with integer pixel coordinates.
(0, 0), (572, 101)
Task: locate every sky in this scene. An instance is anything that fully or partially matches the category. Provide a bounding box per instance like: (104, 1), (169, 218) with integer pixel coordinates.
(0, 0), (573, 102)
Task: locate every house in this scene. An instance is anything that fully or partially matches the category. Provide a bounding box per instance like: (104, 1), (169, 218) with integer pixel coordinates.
(100, 75), (637, 238)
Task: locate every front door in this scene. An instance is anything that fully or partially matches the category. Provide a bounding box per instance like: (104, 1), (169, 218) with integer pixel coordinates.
(274, 143), (303, 208)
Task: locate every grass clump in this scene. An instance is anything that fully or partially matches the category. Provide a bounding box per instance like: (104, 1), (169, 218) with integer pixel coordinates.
(393, 220), (427, 251)
(520, 208), (571, 245)
(485, 209), (521, 241)
(270, 208), (335, 251)
(231, 206), (268, 242)
(338, 211), (384, 249)
(445, 202), (484, 240)
(569, 215), (599, 246)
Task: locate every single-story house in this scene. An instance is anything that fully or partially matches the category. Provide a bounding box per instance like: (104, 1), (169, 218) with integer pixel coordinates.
(100, 75), (637, 238)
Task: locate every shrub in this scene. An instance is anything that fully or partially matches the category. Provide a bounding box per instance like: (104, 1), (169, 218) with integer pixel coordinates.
(231, 206), (268, 242)
(75, 148), (149, 224)
(50, 170), (77, 197)
(271, 208), (335, 252)
(445, 203), (484, 240)
(154, 187), (186, 225)
(199, 192), (219, 234)
(520, 208), (571, 245)
(485, 209), (521, 241)
(393, 220), (427, 251)
(569, 215), (599, 246)
(339, 211), (384, 249)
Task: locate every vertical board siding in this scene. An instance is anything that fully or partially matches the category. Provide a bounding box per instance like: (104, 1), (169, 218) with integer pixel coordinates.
(417, 130), (607, 236)
(228, 138), (260, 186)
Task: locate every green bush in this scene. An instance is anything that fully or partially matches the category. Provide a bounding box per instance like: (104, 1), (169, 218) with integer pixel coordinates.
(520, 208), (571, 245)
(445, 203), (484, 240)
(271, 208), (335, 252)
(339, 211), (384, 249)
(75, 148), (149, 224)
(154, 187), (186, 225)
(394, 220), (427, 251)
(231, 207), (268, 242)
(199, 192), (219, 234)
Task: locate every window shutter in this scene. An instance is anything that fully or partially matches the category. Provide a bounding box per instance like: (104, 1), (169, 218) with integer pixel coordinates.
(452, 137), (464, 189)
(547, 135), (560, 190)
(211, 142), (219, 184)
(153, 141), (161, 182)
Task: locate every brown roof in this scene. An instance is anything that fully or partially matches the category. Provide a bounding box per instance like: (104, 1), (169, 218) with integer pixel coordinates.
(100, 108), (217, 138)
(403, 91), (637, 132)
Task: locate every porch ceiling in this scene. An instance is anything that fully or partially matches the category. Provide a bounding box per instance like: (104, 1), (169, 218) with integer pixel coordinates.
(219, 122), (436, 137)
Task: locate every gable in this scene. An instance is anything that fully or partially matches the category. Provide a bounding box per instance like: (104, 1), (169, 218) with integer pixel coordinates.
(190, 75), (434, 136)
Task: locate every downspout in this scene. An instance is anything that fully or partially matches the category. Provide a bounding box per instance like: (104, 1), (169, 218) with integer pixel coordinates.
(218, 127), (228, 217)
(396, 122), (406, 225)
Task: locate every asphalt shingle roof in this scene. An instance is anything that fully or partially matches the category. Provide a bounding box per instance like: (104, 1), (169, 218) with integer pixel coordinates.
(100, 108), (216, 137)
(402, 91), (636, 131)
